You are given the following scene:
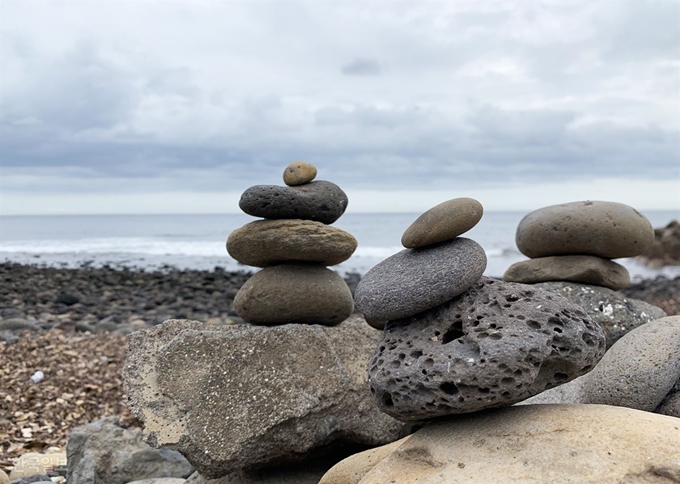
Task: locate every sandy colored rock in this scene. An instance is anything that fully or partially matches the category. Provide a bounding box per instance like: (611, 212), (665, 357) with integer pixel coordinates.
(401, 198), (483, 249)
(0, 470), (7, 484)
(283, 161), (317, 186)
(355, 238), (487, 321)
(319, 438), (407, 484)
(516, 200), (654, 259)
(123, 319), (409, 479)
(234, 264), (354, 325)
(323, 405), (680, 484)
(369, 278), (605, 421)
(503, 255), (631, 290)
(9, 452), (66, 479)
(227, 219), (357, 267)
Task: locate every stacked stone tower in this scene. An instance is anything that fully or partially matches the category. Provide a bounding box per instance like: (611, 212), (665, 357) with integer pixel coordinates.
(227, 162), (357, 326)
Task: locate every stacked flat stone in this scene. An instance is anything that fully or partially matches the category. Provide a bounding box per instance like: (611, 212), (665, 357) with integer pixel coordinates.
(355, 198), (607, 423)
(504, 201), (655, 290)
(227, 161), (357, 326)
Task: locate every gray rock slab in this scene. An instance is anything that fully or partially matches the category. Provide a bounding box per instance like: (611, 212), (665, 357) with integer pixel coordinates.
(515, 200), (654, 259)
(123, 319), (409, 479)
(401, 198), (483, 249)
(504, 255), (631, 290)
(227, 219), (356, 267)
(66, 417), (193, 484)
(368, 277), (606, 421)
(533, 281), (666, 348)
(354, 237), (487, 321)
(239, 181), (348, 224)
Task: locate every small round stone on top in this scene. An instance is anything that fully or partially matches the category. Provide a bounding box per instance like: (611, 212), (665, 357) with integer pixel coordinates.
(283, 161), (318, 186)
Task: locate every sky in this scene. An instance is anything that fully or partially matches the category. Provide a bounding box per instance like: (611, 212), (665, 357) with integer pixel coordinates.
(0, 0), (679, 215)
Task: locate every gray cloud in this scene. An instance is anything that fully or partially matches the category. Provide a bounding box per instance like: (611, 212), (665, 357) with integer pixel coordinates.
(341, 57), (382, 76)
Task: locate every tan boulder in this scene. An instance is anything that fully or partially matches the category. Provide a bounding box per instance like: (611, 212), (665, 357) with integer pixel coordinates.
(401, 197), (483, 248)
(503, 255), (631, 290)
(227, 219), (357, 267)
(319, 438), (407, 484)
(283, 161), (317, 186)
(0, 470), (9, 484)
(321, 404), (680, 484)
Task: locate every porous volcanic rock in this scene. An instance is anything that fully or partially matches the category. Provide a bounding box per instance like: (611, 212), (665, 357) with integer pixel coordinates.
(123, 319), (409, 479)
(401, 198), (483, 249)
(368, 278), (605, 421)
(657, 380), (680, 417)
(516, 201), (654, 259)
(283, 161), (317, 186)
(227, 219), (357, 267)
(533, 281), (666, 348)
(320, 405), (680, 484)
(354, 238), (487, 321)
(239, 181), (349, 224)
(503, 255), (630, 290)
(233, 264), (354, 325)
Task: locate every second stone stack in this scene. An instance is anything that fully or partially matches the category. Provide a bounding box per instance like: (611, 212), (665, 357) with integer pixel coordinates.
(228, 161), (357, 326)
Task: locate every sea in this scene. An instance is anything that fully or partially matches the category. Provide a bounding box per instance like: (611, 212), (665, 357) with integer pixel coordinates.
(0, 211), (679, 281)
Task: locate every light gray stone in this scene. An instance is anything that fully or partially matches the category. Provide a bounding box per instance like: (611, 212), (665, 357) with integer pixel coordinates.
(239, 181), (348, 224)
(0, 318), (37, 331)
(368, 278), (606, 421)
(533, 281), (666, 348)
(123, 319), (409, 479)
(226, 219), (357, 267)
(401, 198), (483, 249)
(355, 237), (487, 321)
(66, 417), (193, 484)
(233, 264), (354, 326)
(503, 255), (631, 290)
(516, 200), (654, 259)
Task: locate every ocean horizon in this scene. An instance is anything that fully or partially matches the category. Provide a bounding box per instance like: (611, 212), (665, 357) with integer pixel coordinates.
(1, 211), (678, 280)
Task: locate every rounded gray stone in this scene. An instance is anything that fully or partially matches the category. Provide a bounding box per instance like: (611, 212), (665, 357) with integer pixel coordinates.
(516, 200), (654, 259)
(533, 281), (666, 348)
(401, 197), (483, 249)
(226, 219), (357, 267)
(239, 181), (348, 224)
(368, 277), (606, 422)
(233, 264), (354, 326)
(354, 238), (487, 321)
(503, 255), (631, 290)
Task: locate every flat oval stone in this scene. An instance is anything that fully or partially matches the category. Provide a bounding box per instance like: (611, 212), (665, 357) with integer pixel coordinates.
(504, 255), (630, 290)
(402, 198), (483, 248)
(239, 181), (348, 224)
(516, 201), (654, 259)
(354, 238), (487, 321)
(368, 277), (606, 421)
(234, 264), (354, 326)
(283, 161), (317, 186)
(227, 219), (357, 267)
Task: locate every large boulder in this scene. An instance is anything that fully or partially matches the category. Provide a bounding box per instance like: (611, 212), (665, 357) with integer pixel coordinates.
(123, 319), (409, 479)
(66, 417), (193, 484)
(533, 281), (666, 348)
(320, 404), (680, 484)
(520, 316), (680, 417)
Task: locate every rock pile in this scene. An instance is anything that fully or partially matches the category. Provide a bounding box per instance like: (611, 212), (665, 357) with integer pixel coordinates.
(355, 198), (607, 422)
(227, 161), (356, 325)
(504, 201), (655, 290)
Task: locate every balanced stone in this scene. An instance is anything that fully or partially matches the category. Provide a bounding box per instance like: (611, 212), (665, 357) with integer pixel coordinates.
(368, 277), (606, 421)
(239, 181), (348, 224)
(354, 238), (487, 322)
(401, 197), (483, 248)
(234, 264), (354, 325)
(516, 200), (654, 259)
(283, 161), (317, 186)
(503, 255), (630, 290)
(227, 219), (357, 267)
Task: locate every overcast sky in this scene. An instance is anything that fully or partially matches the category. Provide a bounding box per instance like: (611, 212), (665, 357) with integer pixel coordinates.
(1, 0), (679, 215)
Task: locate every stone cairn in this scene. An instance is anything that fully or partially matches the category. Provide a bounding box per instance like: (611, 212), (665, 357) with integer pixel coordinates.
(354, 197), (607, 422)
(227, 161), (357, 326)
(503, 200), (655, 290)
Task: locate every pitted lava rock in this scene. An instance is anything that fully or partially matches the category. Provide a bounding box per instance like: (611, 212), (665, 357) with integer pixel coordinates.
(239, 181), (349, 224)
(368, 277), (606, 422)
